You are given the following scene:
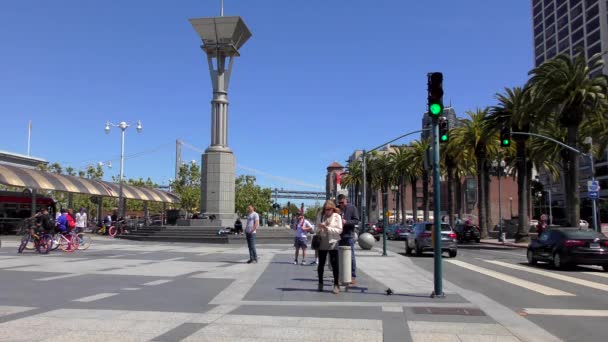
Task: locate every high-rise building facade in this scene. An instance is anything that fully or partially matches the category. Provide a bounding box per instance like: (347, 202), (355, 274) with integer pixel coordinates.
(532, 0), (608, 75)
(532, 0), (608, 221)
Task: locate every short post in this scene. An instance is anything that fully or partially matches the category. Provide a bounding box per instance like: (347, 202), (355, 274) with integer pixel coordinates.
(339, 246), (352, 284)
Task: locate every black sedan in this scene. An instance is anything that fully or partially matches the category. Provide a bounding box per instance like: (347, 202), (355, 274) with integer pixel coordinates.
(527, 228), (608, 270)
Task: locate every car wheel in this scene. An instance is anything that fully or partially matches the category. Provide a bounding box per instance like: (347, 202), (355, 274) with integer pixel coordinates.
(526, 249), (537, 265)
(475, 238), (480, 243)
(602, 265), (608, 272)
(552, 252), (564, 269)
(415, 243), (423, 256)
(448, 249), (457, 258)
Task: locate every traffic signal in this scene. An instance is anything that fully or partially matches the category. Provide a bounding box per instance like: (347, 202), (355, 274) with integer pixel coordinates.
(439, 118), (449, 143)
(427, 72), (444, 117)
(500, 126), (511, 147)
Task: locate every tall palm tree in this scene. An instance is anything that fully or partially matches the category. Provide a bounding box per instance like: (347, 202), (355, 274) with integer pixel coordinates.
(489, 86), (539, 241)
(528, 51), (608, 227)
(407, 140), (430, 222)
(451, 108), (494, 238)
(442, 128), (476, 226)
(342, 159), (363, 208)
(391, 146), (412, 224)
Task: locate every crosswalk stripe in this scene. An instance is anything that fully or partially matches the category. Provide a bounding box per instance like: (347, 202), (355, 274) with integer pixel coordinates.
(73, 293), (118, 302)
(485, 260), (608, 292)
(523, 308), (608, 317)
(35, 274), (81, 281)
(446, 260), (574, 296)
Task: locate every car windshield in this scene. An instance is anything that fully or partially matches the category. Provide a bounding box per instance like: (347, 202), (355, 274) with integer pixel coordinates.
(424, 223), (451, 232)
(562, 230), (606, 239)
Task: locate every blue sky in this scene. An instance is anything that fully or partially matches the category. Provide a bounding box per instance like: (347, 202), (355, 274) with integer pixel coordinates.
(0, 0), (533, 197)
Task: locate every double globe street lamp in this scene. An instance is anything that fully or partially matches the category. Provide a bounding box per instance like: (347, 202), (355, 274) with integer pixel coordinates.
(104, 120), (142, 218)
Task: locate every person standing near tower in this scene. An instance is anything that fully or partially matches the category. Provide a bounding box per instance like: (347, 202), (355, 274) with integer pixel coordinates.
(245, 205), (259, 264)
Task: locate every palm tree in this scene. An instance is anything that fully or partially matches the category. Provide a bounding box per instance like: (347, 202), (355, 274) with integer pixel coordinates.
(443, 128), (476, 226)
(406, 140), (430, 222)
(391, 146), (412, 224)
(489, 86), (539, 242)
(528, 51), (608, 227)
(452, 108), (494, 238)
(342, 159), (363, 208)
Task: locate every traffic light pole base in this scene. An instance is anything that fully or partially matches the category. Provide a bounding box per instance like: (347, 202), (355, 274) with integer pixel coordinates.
(430, 291), (446, 299)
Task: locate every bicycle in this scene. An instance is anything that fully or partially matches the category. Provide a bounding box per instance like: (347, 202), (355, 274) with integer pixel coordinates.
(18, 228), (51, 254)
(54, 230), (80, 252)
(74, 228), (92, 250)
(108, 220), (129, 238)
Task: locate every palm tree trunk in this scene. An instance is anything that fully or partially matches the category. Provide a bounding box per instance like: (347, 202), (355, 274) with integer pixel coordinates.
(515, 138), (530, 242)
(567, 125), (580, 227)
(477, 153), (488, 239)
(484, 162), (492, 234)
(401, 176), (407, 224)
(447, 159), (455, 227)
(456, 174), (463, 218)
(411, 176), (418, 222)
(423, 171), (430, 221)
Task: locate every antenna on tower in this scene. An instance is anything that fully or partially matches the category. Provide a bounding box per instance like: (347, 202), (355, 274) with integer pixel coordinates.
(220, 0), (224, 16)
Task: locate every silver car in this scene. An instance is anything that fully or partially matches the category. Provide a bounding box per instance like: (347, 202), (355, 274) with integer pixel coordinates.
(405, 222), (458, 258)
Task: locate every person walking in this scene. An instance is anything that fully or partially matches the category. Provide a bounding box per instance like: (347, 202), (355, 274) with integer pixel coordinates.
(292, 212), (313, 265)
(75, 208), (87, 233)
(337, 194), (360, 286)
(317, 200), (343, 294)
(245, 205), (259, 264)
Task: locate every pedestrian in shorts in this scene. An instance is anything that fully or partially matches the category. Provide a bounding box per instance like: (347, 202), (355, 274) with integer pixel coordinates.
(292, 212), (313, 265)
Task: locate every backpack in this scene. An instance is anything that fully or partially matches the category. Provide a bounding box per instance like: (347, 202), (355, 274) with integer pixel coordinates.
(67, 214), (76, 230)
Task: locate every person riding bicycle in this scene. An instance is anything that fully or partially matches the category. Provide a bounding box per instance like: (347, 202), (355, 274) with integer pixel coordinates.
(56, 209), (69, 234)
(35, 208), (53, 234)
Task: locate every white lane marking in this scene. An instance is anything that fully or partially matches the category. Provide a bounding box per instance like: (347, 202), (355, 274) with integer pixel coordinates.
(142, 279), (172, 286)
(447, 260), (574, 296)
(107, 254), (126, 258)
(483, 250), (527, 257)
(382, 306), (404, 312)
(35, 274), (81, 281)
(582, 271), (608, 279)
(73, 293), (118, 302)
(121, 287), (141, 291)
(485, 260), (608, 292)
(524, 308), (608, 317)
(163, 257), (185, 262)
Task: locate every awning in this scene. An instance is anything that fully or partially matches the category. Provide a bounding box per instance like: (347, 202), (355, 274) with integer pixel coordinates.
(0, 164), (179, 204)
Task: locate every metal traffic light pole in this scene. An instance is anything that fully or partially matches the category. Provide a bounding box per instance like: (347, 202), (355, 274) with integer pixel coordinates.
(511, 131), (599, 232)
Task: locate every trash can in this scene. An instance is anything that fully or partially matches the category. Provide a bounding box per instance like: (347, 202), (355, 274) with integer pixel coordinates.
(339, 246), (352, 284)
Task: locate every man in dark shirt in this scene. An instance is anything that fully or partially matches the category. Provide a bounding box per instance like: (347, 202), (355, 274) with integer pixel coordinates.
(36, 208), (53, 233)
(338, 194), (360, 286)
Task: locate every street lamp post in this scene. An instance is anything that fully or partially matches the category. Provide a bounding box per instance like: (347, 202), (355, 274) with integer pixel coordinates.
(492, 160), (506, 242)
(105, 120), (142, 218)
(584, 137), (599, 232)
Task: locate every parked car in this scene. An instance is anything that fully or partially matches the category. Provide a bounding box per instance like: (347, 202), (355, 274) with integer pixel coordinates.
(527, 228), (608, 270)
(454, 223), (481, 243)
(366, 223), (383, 241)
(386, 224), (411, 240)
(405, 222), (458, 257)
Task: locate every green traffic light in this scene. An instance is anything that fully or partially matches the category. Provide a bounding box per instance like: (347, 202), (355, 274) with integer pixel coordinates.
(441, 135), (448, 142)
(502, 139), (510, 146)
(429, 103), (442, 115)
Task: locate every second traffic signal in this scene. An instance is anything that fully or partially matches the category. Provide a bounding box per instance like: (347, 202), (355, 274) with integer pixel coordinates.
(500, 126), (511, 147)
(427, 72), (444, 117)
(439, 118), (449, 143)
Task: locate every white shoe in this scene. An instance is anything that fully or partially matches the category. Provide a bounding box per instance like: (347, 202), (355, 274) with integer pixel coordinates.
(300, 261), (307, 265)
(293, 261), (298, 265)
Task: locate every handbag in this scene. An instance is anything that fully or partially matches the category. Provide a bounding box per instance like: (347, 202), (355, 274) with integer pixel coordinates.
(311, 234), (321, 250)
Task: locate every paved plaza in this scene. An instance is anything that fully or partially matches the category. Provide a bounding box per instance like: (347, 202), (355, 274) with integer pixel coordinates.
(0, 237), (559, 341)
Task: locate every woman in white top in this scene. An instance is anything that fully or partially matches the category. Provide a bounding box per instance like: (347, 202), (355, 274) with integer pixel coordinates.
(316, 200), (343, 294)
(75, 208), (87, 233)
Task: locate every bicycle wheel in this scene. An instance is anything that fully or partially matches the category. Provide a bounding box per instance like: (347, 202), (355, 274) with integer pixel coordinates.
(59, 234), (79, 252)
(18, 235), (29, 253)
(50, 233), (61, 251)
(37, 235), (51, 254)
(108, 226), (117, 237)
(77, 233), (92, 250)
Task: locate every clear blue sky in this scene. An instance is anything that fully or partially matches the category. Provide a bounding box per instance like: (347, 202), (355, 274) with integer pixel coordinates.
(0, 0), (533, 196)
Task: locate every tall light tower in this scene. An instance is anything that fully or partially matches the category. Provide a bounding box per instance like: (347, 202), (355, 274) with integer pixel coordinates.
(189, 11), (251, 226)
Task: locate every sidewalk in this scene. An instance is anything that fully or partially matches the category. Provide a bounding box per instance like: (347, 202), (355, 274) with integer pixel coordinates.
(0, 238), (559, 341)
(480, 238), (529, 249)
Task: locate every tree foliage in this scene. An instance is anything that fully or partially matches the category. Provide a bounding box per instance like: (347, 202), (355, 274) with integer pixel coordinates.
(171, 161), (201, 215)
(235, 175), (272, 217)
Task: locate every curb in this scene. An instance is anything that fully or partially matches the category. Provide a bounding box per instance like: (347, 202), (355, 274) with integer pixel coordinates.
(480, 240), (528, 249)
